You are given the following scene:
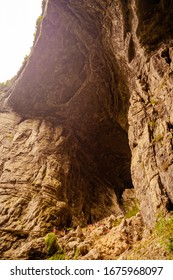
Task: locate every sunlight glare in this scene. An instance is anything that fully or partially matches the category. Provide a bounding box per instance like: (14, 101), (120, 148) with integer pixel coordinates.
(0, 0), (42, 82)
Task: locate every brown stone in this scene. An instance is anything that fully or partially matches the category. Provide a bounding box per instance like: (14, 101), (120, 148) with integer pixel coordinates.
(0, 0), (173, 259)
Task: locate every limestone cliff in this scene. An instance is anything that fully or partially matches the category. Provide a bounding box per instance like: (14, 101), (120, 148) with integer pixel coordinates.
(0, 0), (173, 259)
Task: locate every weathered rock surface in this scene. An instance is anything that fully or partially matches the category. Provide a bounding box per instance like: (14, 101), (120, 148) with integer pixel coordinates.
(0, 0), (173, 258)
(55, 212), (144, 260)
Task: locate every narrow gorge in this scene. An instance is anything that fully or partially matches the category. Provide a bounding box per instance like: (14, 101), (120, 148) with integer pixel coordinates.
(0, 0), (173, 259)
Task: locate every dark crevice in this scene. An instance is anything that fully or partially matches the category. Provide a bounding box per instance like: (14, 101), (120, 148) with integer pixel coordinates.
(161, 48), (172, 64)
(128, 36), (135, 63)
(136, 0), (173, 50)
(165, 195), (173, 211)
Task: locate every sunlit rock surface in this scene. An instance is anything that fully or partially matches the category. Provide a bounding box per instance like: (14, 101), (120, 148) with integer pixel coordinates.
(0, 0), (173, 258)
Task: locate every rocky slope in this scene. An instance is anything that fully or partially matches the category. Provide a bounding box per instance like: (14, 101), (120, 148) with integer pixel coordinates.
(0, 0), (173, 259)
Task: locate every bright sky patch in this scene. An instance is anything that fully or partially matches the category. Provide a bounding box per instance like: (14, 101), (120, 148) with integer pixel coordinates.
(0, 0), (42, 82)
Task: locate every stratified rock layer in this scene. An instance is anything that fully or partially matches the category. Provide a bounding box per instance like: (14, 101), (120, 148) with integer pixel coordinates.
(0, 0), (173, 258)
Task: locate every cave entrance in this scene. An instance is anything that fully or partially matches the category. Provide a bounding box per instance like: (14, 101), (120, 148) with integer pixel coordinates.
(78, 118), (133, 225)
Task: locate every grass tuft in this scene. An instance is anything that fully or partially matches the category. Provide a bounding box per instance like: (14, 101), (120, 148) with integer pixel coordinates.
(156, 212), (173, 253)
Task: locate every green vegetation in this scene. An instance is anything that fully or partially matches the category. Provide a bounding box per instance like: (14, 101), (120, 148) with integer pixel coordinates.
(112, 218), (123, 227)
(23, 54), (29, 63)
(0, 79), (13, 90)
(64, 227), (74, 232)
(153, 134), (163, 142)
(44, 232), (58, 256)
(123, 197), (140, 219)
(125, 202), (139, 219)
(36, 15), (43, 28)
(33, 15), (43, 41)
(119, 212), (173, 260)
(156, 212), (173, 253)
(149, 98), (156, 105)
(48, 253), (65, 260)
(7, 133), (14, 141)
(44, 232), (66, 259)
(73, 247), (79, 260)
(149, 121), (155, 130)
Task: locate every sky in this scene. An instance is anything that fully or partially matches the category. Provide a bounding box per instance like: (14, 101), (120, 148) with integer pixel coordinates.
(0, 0), (42, 82)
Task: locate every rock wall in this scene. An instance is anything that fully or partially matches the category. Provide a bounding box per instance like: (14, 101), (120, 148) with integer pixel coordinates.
(0, 0), (173, 258)
(127, 0), (173, 226)
(95, 0), (173, 227)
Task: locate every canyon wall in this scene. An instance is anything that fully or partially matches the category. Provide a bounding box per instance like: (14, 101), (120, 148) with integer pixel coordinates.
(0, 0), (173, 258)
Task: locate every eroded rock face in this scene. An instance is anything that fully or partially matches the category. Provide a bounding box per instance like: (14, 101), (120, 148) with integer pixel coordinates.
(96, 0), (173, 227)
(1, 0), (173, 258)
(127, 0), (173, 226)
(0, 0), (132, 258)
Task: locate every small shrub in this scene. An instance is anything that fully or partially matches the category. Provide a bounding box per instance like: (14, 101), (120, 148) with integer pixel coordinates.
(22, 55), (29, 65)
(44, 232), (57, 256)
(33, 15), (43, 42)
(36, 15), (43, 27)
(44, 232), (66, 259)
